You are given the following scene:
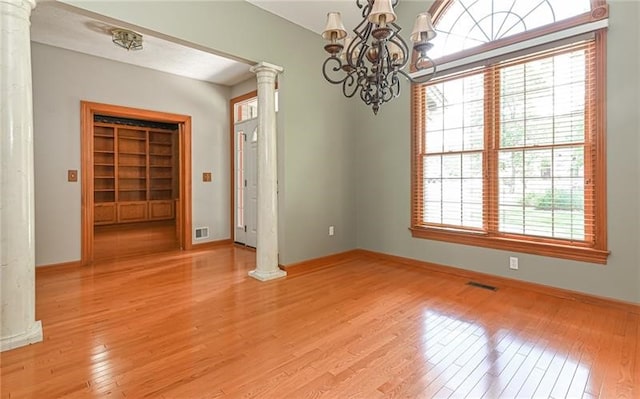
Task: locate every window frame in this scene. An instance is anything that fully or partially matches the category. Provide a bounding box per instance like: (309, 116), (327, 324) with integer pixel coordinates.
(410, 0), (609, 264)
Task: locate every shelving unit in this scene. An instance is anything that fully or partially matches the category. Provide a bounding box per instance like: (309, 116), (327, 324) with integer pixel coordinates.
(149, 130), (177, 201)
(92, 120), (178, 225)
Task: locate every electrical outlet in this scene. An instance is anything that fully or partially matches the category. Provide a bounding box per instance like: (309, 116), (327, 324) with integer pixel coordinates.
(509, 256), (519, 270)
(329, 225), (335, 236)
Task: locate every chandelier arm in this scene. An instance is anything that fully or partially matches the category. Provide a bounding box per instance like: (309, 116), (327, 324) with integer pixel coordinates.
(390, 71), (401, 99)
(397, 59), (438, 84)
(388, 32), (411, 71)
(342, 72), (360, 98)
(347, 38), (368, 70)
(360, 80), (374, 105)
(356, 0), (369, 15)
(353, 0), (373, 35)
(380, 73), (394, 103)
(322, 57), (349, 85)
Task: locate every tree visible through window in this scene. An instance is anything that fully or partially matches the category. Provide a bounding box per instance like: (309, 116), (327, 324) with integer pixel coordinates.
(411, 0), (609, 263)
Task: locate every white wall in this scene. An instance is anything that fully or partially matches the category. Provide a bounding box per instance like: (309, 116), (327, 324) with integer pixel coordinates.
(32, 42), (231, 266)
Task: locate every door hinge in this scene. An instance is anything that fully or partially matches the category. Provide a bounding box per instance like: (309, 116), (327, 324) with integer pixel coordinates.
(244, 225), (247, 232)
(244, 179), (247, 187)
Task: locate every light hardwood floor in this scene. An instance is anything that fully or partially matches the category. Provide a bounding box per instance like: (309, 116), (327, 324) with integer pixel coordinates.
(93, 220), (179, 261)
(1, 246), (638, 398)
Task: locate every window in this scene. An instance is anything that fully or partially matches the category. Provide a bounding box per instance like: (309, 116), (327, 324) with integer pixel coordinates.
(234, 91), (279, 123)
(235, 98), (258, 123)
(429, 0), (592, 60)
(411, 0), (609, 263)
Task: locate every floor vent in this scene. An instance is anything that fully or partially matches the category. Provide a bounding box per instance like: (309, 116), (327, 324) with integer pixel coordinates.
(467, 281), (498, 291)
(195, 227), (209, 239)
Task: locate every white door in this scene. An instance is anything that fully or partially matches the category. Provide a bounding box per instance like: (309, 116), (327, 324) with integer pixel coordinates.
(234, 118), (258, 247)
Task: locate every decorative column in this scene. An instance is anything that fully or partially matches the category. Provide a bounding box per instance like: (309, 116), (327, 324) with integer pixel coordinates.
(0, 0), (42, 351)
(248, 62), (286, 281)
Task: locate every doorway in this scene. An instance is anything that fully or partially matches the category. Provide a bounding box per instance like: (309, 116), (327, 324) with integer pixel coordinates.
(231, 92), (258, 247)
(234, 117), (258, 247)
(81, 101), (193, 264)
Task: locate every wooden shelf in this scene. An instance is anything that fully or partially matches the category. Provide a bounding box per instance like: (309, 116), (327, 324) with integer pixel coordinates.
(94, 122), (177, 225)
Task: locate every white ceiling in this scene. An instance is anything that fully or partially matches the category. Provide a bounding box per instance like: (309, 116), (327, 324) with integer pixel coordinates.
(247, 0), (363, 36)
(30, 2), (254, 86)
(30, 1), (363, 86)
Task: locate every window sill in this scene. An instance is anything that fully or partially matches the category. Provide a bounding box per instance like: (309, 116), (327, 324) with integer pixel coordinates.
(410, 227), (609, 264)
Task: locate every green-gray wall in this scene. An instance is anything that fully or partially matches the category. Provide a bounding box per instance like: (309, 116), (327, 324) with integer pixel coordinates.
(62, 1), (357, 265)
(32, 42), (231, 265)
(60, 0), (639, 303)
(355, 1), (640, 303)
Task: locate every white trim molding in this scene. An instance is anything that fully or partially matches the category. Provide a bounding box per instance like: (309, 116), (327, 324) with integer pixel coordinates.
(1, 321), (42, 352)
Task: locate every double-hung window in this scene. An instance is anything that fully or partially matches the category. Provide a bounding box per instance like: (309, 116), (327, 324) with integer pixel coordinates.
(411, 0), (609, 263)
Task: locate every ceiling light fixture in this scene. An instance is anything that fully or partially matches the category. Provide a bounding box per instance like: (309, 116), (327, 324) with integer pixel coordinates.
(112, 28), (143, 51)
(321, 0), (437, 114)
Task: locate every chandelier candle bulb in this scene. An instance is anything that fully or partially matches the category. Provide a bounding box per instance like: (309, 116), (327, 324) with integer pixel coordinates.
(368, 0), (397, 26)
(387, 41), (404, 65)
(411, 12), (437, 43)
(340, 37), (352, 63)
(323, 12), (348, 55)
(321, 0), (437, 114)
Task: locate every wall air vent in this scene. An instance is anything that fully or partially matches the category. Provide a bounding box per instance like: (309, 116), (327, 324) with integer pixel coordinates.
(195, 227), (209, 239)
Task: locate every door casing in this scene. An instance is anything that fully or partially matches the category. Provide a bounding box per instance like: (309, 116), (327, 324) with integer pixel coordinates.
(80, 101), (193, 264)
(229, 91), (258, 245)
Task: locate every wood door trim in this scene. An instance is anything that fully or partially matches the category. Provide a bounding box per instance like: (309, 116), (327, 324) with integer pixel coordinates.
(80, 101), (192, 264)
(229, 90), (258, 243)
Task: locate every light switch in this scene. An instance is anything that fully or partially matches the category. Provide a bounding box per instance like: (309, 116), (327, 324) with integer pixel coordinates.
(68, 170), (78, 182)
(203, 172), (212, 182)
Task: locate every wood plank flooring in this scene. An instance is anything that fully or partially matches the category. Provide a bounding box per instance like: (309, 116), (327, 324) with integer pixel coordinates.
(1, 246), (638, 398)
(93, 220), (179, 261)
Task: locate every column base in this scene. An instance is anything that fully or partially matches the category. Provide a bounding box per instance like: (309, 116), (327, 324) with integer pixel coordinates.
(248, 268), (287, 282)
(1, 320), (43, 352)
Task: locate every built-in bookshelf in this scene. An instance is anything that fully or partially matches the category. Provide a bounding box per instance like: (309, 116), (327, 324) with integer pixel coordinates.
(93, 119), (178, 225)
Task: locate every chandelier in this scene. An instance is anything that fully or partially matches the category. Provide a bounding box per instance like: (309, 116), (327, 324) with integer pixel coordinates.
(112, 28), (143, 51)
(321, 0), (437, 114)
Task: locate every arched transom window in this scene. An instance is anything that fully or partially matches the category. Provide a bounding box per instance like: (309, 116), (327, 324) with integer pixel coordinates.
(430, 0), (592, 60)
(410, 0), (609, 263)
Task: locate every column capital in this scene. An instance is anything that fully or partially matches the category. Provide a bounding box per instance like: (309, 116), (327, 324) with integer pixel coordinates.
(250, 62), (284, 76)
